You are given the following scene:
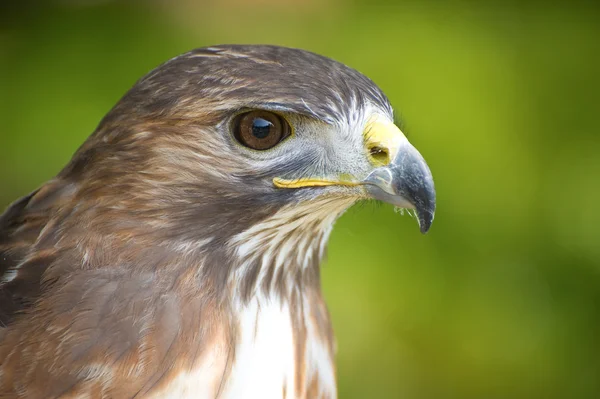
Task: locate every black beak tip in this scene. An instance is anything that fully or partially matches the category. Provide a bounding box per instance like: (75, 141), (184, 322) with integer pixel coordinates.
(417, 208), (435, 234)
(412, 185), (436, 234)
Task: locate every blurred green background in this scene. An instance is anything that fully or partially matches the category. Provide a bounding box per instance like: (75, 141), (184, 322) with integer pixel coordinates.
(1, 1), (599, 398)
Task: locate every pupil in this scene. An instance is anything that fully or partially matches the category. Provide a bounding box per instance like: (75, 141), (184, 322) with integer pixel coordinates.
(252, 118), (272, 139)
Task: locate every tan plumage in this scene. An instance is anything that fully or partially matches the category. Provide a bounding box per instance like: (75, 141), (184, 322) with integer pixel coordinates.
(0, 45), (435, 398)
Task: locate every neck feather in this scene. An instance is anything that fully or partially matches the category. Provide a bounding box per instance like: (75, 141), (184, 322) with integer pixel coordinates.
(226, 196), (355, 304)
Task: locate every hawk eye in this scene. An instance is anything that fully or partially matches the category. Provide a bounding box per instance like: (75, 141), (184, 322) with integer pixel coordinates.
(234, 111), (291, 150)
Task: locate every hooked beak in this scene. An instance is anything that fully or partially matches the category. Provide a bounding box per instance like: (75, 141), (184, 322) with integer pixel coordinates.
(362, 115), (436, 234)
(272, 113), (436, 233)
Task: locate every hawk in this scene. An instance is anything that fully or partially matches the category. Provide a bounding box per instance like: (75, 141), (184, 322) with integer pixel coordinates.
(0, 45), (435, 398)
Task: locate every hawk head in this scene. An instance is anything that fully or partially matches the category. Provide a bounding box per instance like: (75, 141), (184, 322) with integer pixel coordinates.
(51, 44), (436, 297)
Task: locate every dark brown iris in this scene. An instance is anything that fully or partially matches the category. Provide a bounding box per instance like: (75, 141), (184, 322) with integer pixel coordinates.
(234, 111), (290, 150)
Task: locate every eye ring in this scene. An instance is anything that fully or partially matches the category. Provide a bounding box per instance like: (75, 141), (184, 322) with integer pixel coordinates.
(233, 110), (291, 150)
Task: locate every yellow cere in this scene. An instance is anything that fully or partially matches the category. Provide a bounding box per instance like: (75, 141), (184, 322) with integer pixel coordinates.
(363, 114), (406, 166)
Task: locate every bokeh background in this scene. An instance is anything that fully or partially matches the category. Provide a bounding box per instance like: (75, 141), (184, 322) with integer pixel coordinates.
(1, 0), (599, 398)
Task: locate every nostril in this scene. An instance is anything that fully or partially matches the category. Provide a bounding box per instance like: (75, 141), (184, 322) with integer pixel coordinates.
(369, 146), (390, 166)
